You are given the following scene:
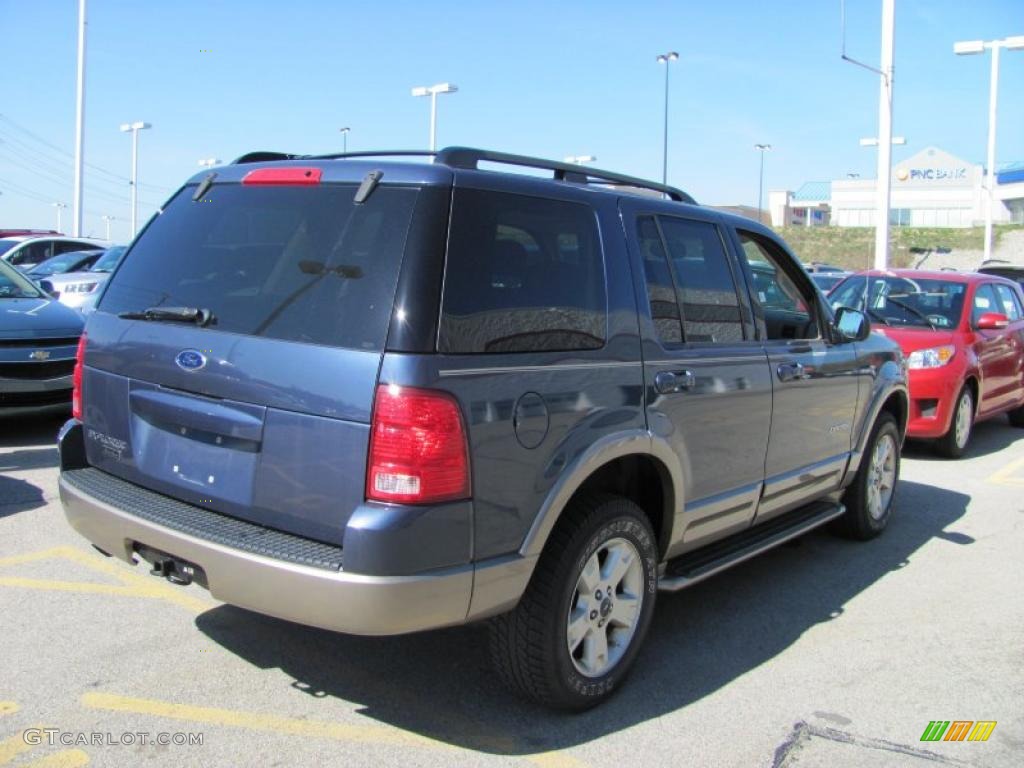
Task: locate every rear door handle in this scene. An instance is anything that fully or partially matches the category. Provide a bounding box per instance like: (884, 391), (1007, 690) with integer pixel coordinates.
(654, 370), (696, 394)
(777, 362), (808, 382)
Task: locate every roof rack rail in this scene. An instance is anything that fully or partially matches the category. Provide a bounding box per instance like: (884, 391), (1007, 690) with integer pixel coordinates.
(436, 146), (696, 203)
(305, 150), (438, 161)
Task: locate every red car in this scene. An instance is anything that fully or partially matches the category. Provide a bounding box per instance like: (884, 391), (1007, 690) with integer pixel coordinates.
(830, 269), (1024, 457)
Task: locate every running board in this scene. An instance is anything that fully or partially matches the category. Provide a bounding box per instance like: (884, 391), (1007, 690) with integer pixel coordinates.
(658, 501), (845, 592)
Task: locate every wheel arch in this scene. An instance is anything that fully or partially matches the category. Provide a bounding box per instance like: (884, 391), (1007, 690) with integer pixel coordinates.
(518, 430), (682, 561)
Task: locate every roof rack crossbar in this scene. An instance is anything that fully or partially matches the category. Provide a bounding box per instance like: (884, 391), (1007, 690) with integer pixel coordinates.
(435, 147), (696, 203)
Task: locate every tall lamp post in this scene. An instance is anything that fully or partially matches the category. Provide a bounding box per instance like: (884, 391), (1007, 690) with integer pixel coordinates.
(119, 121), (151, 239)
(101, 215), (114, 241)
(754, 143), (771, 224)
(411, 83), (458, 151)
(954, 35), (1024, 262)
(339, 126), (350, 154)
(52, 202), (67, 232)
(72, 0), (87, 237)
(656, 51), (679, 186)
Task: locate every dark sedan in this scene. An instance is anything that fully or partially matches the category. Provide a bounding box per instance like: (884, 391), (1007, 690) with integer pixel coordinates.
(0, 259), (84, 415)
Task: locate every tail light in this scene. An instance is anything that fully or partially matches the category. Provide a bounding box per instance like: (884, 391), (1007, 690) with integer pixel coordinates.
(72, 333), (87, 420)
(366, 384), (470, 504)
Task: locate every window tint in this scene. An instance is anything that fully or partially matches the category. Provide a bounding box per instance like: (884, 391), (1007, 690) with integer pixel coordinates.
(439, 190), (606, 354)
(831, 275), (966, 329)
(100, 183), (418, 351)
(739, 231), (819, 340)
(994, 284), (1023, 322)
(659, 217), (743, 343)
(54, 240), (95, 256)
(637, 216), (682, 344)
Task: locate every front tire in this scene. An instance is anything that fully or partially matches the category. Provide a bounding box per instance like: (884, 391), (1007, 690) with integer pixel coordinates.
(835, 413), (900, 540)
(489, 494), (658, 710)
(935, 386), (973, 459)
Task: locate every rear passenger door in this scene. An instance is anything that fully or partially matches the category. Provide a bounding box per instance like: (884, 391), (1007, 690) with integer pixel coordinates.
(731, 229), (860, 521)
(623, 203), (772, 553)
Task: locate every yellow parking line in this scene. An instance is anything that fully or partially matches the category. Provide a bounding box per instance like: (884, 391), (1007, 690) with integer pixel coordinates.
(0, 728), (37, 764)
(81, 693), (588, 766)
(0, 546), (209, 614)
(23, 750), (89, 768)
(987, 454), (1024, 487)
(0, 703), (17, 718)
(81, 692), (438, 749)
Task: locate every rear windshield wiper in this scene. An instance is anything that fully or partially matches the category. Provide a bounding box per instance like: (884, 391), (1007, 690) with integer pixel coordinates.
(118, 306), (216, 327)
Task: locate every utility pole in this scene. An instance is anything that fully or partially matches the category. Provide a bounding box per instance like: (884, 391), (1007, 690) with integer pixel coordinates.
(873, 0), (896, 270)
(72, 0), (87, 237)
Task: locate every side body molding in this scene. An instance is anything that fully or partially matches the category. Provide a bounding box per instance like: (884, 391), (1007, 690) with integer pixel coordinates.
(518, 429), (684, 560)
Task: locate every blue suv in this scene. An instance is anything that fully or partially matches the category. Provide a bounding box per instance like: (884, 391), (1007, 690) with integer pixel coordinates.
(57, 148), (907, 709)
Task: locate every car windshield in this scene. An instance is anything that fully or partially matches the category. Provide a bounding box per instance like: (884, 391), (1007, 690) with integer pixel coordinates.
(0, 260), (43, 299)
(0, 239), (20, 256)
(831, 275), (966, 329)
(30, 251), (96, 276)
(91, 246), (126, 272)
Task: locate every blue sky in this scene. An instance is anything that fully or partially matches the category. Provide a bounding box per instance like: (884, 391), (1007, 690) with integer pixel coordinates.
(1, 0), (1022, 242)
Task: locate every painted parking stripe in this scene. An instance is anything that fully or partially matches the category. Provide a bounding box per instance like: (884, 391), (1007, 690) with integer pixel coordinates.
(0, 546), (210, 614)
(0, 728), (38, 764)
(81, 693), (587, 767)
(0, 704), (18, 718)
(987, 455), (1024, 487)
(22, 750), (89, 768)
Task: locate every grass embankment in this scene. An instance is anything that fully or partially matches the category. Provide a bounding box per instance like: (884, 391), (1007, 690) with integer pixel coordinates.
(773, 224), (1024, 271)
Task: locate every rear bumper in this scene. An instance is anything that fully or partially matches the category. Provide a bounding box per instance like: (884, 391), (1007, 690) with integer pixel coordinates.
(906, 366), (962, 439)
(58, 467), (536, 636)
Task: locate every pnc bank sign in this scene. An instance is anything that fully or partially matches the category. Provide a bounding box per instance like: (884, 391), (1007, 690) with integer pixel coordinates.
(896, 166), (968, 182)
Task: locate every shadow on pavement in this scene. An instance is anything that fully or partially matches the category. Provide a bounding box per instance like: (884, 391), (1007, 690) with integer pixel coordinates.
(903, 416), (1024, 461)
(0, 475), (47, 518)
(196, 479), (970, 756)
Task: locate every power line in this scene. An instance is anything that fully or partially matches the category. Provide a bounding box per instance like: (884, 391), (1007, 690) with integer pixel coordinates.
(0, 113), (175, 193)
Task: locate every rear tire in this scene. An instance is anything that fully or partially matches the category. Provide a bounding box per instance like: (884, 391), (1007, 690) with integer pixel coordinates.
(834, 413), (900, 540)
(488, 494), (658, 711)
(935, 387), (973, 459)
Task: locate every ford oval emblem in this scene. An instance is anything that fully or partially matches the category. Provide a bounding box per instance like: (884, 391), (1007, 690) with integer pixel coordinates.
(175, 349), (207, 372)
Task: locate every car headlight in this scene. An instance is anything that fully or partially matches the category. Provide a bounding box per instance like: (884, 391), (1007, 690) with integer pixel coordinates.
(62, 282), (99, 294)
(907, 345), (956, 369)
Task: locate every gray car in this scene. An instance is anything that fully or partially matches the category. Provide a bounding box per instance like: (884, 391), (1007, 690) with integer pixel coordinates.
(57, 148), (908, 710)
(39, 246), (127, 313)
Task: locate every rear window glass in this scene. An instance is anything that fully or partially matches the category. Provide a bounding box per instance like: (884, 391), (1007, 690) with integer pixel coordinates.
(439, 189), (606, 354)
(100, 183), (418, 350)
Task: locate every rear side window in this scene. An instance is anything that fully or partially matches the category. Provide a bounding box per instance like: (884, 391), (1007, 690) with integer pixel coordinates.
(439, 190), (606, 354)
(659, 217), (744, 343)
(994, 284), (1023, 321)
(100, 183), (418, 350)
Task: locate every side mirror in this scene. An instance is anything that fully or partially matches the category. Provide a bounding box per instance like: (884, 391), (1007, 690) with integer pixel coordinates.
(976, 312), (1009, 330)
(835, 306), (870, 342)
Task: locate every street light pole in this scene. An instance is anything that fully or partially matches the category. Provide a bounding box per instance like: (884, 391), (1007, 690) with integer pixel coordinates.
(954, 36), (1024, 262)
(101, 215), (113, 241)
(119, 121), (151, 239)
(72, 0), (87, 237)
(53, 203), (67, 232)
(339, 126), (350, 154)
(411, 83), (458, 151)
(755, 144), (771, 224)
(656, 51), (679, 186)
(873, 0), (896, 271)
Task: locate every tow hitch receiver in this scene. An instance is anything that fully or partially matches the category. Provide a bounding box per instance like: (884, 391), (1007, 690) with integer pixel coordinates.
(135, 545), (205, 587)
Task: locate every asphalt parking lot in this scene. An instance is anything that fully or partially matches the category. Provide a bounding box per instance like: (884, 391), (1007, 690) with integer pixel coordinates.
(1, 413), (1022, 768)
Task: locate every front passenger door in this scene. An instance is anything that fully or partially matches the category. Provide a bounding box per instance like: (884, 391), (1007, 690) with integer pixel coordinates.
(733, 230), (861, 521)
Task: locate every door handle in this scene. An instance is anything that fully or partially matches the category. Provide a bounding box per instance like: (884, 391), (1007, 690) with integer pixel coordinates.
(654, 369), (696, 394)
(777, 362), (809, 382)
